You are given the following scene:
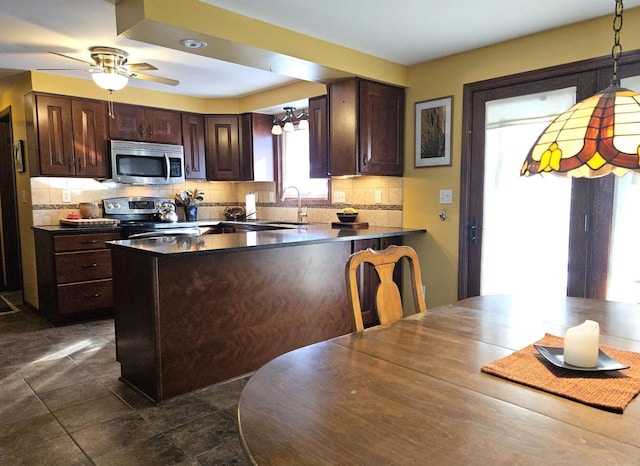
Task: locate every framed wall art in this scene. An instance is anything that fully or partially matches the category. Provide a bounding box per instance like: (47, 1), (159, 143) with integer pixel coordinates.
(13, 139), (24, 173)
(415, 96), (452, 168)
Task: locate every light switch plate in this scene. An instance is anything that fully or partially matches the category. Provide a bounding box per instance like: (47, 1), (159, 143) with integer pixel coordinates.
(62, 190), (71, 203)
(375, 190), (382, 204)
(439, 189), (453, 204)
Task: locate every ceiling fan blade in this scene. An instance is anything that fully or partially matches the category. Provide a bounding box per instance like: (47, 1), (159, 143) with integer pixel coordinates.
(131, 72), (179, 86)
(36, 68), (87, 71)
(127, 62), (157, 71)
(49, 51), (95, 66)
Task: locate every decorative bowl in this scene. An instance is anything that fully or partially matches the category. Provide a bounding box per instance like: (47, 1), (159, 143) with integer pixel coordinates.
(337, 212), (358, 223)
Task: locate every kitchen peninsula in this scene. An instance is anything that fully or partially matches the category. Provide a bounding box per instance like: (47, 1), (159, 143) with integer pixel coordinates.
(107, 223), (425, 403)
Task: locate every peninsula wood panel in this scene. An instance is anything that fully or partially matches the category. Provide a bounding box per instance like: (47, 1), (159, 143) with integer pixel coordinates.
(112, 240), (353, 402)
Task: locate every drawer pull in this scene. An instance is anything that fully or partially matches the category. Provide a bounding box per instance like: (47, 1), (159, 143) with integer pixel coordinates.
(80, 240), (99, 244)
(84, 293), (101, 299)
(82, 263), (99, 269)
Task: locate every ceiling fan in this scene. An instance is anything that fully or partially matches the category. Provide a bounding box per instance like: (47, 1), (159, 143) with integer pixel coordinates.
(40, 46), (179, 91)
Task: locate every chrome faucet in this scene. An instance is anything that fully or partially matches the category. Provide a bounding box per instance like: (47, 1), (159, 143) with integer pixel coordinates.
(281, 186), (306, 223)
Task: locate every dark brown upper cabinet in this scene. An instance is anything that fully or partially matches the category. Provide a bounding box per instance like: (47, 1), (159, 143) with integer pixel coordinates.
(309, 95), (329, 179)
(28, 93), (109, 178)
(205, 113), (275, 182)
(329, 78), (404, 176)
(109, 103), (182, 144)
(181, 113), (206, 180)
(205, 115), (241, 181)
(240, 113), (275, 182)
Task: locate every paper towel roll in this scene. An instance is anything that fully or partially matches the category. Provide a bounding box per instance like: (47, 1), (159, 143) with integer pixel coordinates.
(246, 193), (257, 220)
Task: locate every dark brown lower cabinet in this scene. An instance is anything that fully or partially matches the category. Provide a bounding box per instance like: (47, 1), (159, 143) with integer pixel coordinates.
(352, 235), (402, 327)
(34, 229), (120, 325)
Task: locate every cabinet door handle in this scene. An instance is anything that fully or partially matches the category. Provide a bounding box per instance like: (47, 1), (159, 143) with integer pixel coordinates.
(186, 163), (191, 175)
(82, 263), (99, 269)
(147, 124), (153, 136)
(80, 240), (99, 244)
(362, 152), (368, 167)
(84, 293), (101, 299)
(140, 124), (146, 137)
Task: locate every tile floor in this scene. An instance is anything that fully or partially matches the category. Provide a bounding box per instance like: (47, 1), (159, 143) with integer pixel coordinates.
(0, 291), (251, 465)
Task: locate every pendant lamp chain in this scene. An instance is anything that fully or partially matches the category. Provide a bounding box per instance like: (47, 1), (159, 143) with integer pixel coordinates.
(611, 0), (623, 85)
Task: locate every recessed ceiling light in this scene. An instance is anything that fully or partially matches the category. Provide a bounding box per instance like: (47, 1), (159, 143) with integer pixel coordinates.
(180, 39), (208, 49)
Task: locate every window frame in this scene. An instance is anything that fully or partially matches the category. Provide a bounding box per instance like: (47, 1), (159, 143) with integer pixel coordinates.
(275, 124), (331, 207)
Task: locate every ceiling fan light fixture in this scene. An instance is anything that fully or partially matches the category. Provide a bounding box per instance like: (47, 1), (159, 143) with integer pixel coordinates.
(91, 69), (128, 91)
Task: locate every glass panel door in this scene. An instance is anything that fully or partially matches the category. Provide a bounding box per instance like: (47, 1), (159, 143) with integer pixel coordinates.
(481, 88), (576, 296)
(607, 75), (640, 302)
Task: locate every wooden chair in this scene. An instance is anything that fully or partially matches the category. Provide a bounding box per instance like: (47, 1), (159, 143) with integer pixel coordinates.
(345, 244), (427, 332)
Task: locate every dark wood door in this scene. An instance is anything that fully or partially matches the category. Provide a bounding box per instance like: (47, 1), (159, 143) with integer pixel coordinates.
(0, 108), (21, 290)
(109, 103), (146, 141)
(145, 108), (182, 144)
(205, 115), (240, 181)
(181, 113), (206, 180)
(309, 95), (329, 178)
(358, 80), (404, 176)
(71, 99), (108, 178)
(36, 95), (74, 176)
(459, 54), (640, 300)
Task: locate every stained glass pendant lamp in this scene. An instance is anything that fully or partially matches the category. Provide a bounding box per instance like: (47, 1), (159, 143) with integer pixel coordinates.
(520, 0), (640, 178)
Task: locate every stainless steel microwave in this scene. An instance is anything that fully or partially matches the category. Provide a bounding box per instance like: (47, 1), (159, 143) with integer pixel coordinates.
(110, 140), (185, 185)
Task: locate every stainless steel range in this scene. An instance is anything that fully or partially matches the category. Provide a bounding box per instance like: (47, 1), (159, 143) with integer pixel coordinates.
(103, 196), (200, 239)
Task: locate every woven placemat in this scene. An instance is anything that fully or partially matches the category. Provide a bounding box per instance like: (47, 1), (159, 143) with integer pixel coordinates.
(481, 334), (640, 413)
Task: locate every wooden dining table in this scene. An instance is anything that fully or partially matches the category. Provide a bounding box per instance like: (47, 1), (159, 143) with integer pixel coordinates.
(237, 295), (640, 465)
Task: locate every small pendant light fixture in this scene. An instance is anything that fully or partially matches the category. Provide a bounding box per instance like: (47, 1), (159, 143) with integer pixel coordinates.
(521, 0), (640, 178)
(271, 107), (309, 135)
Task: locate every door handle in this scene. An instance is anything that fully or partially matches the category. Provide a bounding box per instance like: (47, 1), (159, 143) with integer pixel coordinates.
(469, 217), (478, 244)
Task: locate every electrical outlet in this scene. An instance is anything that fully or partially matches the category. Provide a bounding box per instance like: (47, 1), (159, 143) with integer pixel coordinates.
(21, 190), (27, 203)
(62, 190), (71, 203)
(439, 189), (453, 205)
(334, 191), (346, 203)
(375, 190), (382, 204)
(269, 192), (275, 203)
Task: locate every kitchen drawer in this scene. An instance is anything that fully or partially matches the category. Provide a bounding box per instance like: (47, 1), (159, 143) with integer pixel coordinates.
(55, 250), (113, 283)
(54, 231), (121, 252)
(57, 279), (113, 314)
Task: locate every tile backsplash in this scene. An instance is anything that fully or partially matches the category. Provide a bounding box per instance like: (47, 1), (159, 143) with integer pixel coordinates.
(31, 176), (403, 227)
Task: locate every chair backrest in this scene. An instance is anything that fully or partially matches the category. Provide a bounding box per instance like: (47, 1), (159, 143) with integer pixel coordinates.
(345, 244), (427, 332)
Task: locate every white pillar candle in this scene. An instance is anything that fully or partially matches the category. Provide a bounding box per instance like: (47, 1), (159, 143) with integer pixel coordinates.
(563, 320), (600, 367)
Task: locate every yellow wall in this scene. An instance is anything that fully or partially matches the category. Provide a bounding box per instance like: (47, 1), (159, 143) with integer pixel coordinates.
(402, 9), (640, 307)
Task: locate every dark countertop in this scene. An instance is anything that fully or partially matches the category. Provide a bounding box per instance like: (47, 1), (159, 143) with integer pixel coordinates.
(106, 223), (426, 257)
(33, 225), (122, 234)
